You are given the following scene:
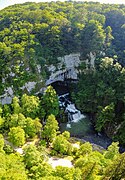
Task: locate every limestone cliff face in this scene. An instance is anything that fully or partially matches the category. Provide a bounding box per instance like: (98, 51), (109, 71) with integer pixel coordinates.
(0, 52), (95, 104)
(46, 53), (81, 85)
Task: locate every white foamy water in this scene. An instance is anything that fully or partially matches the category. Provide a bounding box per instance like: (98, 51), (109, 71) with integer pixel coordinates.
(66, 104), (77, 113)
(72, 112), (85, 123)
(59, 94), (86, 128)
(66, 103), (86, 125)
(67, 123), (71, 128)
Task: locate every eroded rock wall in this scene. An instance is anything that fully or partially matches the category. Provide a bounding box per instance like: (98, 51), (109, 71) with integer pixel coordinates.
(0, 52), (95, 104)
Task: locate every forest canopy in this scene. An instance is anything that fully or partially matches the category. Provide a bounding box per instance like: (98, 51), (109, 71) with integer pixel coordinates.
(0, 1), (125, 94)
(0, 87), (125, 180)
(1, 1), (125, 179)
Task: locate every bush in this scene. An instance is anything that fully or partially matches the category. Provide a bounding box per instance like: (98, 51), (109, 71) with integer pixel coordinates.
(52, 134), (72, 155)
(50, 149), (58, 156)
(3, 144), (13, 154)
(39, 140), (47, 147)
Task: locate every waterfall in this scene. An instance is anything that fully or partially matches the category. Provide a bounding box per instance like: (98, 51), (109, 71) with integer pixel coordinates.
(59, 93), (85, 128)
(66, 104), (85, 123)
(59, 94), (113, 150)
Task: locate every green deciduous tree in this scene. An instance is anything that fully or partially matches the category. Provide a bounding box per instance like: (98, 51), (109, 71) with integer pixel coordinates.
(24, 117), (42, 138)
(103, 153), (125, 180)
(96, 103), (115, 132)
(30, 162), (53, 179)
(23, 144), (43, 169)
(0, 153), (27, 180)
(0, 134), (4, 152)
(8, 126), (25, 146)
(76, 142), (92, 157)
(40, 176), (63, 180)
(11, 96), (21, 114)
(53, 166), (82, 180)
(21, 94), (40, 119)
(52, 133), (72, 155)
(42, 86), (59, 117)
(104, 142), (119, 160)
(42, 114), (59, 144)
(81, 20), (106, 58)
(0, 116), (4, 130)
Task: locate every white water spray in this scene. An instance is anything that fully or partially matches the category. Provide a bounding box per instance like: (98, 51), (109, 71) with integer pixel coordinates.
(59, 94), (86, 128)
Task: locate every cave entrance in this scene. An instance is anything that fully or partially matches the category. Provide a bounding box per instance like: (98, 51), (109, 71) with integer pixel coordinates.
(50, 81), (69, 95)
